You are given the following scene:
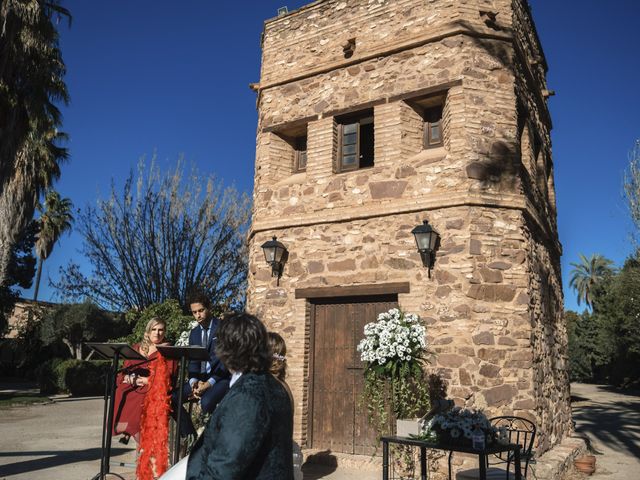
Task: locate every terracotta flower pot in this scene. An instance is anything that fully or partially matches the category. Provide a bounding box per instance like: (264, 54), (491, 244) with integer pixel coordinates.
(574, 455), (596, 475)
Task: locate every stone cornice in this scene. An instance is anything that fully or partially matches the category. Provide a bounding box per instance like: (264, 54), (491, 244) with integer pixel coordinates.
(256, 23), (512, 92)
(248, 189), (562, 255)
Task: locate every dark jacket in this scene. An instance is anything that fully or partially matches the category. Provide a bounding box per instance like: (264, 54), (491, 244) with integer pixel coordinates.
(186, 372), (294, 480)
(188, 319), (229, 382)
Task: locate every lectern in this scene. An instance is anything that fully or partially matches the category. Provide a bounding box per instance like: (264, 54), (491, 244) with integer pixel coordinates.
(86, 342), (146, 480)
(156, 345), (209, 465)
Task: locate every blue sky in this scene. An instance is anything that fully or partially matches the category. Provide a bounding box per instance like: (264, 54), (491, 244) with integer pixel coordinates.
(21, 0), (640, 313)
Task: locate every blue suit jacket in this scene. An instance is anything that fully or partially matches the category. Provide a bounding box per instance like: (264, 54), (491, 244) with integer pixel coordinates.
(187, 318), (229, 382)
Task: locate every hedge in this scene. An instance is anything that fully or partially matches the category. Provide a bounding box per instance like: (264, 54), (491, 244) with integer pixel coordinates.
(38, 358), (112, 396)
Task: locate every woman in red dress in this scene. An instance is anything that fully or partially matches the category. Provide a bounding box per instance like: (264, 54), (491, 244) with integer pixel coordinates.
(112, 317), (171, 444)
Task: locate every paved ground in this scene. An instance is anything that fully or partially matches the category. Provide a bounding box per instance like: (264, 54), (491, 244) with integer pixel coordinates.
(569, 383), (640, 479)
(1, 381), (638, 479)
(0, 380), (377, 480)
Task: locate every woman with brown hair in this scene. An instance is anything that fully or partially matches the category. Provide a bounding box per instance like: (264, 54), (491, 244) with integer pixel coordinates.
(185, 312), (294, 480)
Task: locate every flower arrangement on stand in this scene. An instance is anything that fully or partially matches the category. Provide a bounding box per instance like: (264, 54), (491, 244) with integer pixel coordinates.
(357, 307), (431, 444)
(418, 407), (509, 447)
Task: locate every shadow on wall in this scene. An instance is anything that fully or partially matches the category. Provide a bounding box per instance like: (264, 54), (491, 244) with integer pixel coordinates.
(450, 19), (521, 193)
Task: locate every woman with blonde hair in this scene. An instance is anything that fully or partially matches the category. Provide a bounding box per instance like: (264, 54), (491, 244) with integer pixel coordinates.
(112, 318), (172, 443)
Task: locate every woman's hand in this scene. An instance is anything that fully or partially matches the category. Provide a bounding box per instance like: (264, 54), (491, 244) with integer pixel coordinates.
(134, 376), (149, 387)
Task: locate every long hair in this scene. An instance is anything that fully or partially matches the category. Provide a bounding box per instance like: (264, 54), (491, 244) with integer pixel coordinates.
(268, 332), (287, 381)
(215, 312), (271, 374)
(139, 317), (166, 355)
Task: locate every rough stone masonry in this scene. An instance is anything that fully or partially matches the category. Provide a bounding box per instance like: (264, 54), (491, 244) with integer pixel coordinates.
(246, 0), (574, 476)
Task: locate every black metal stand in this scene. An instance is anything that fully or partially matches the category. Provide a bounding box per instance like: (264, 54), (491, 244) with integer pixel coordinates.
(86, 342), (145, 480)
(156, 345), (208, 466)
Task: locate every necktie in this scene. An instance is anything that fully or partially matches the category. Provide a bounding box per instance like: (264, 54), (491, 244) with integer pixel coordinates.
(201, 326), (209, 374)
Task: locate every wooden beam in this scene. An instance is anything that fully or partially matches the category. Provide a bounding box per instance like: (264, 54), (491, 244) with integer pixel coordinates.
(295, 282), (410, 299)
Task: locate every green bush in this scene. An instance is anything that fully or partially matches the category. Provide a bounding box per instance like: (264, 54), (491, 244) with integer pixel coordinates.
(124, 299), (194, 345)
(37, 358), (66, 394)
(59, 359), (111, 396)
(38, 359), (111, 396)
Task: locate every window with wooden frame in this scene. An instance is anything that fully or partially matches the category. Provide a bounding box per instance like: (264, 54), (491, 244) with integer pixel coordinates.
(271, 121), (308, 174)
(294, 135), (307, 172)
(407, 94), (446, 150)
(423, 105), (443, 148)
(336, 109), (374, 172)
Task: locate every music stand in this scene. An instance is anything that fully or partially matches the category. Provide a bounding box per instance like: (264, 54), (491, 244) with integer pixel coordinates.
(86, 342), (146, 480)
(156, 345), (209, 465)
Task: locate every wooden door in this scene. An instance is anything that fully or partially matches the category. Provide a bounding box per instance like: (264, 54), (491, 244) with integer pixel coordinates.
(310, 295), (398, 454)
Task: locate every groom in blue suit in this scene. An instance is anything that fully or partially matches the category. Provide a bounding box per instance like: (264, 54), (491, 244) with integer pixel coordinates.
(173, 291), (230, 437)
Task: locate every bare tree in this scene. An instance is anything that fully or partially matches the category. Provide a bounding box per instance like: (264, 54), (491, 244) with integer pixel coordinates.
(55, 157), (250, 312)
(624, 140), (640, 234)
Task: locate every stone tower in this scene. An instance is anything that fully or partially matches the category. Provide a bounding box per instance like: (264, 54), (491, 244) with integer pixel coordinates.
(246, 0), (572, 466)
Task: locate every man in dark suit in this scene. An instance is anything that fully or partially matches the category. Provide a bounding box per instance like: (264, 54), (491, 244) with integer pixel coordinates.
(173, 292), (230, 437)
(186, 312), (293, 480)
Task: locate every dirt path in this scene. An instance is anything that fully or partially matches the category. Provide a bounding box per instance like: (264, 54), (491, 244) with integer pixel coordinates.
(570, 383), (640, 479)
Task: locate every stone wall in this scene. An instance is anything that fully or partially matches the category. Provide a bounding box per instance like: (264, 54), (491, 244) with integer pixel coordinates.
(248, 0), (572, 462)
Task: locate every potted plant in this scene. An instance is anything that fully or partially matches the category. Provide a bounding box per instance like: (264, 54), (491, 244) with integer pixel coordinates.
(357, 308), (431, 438)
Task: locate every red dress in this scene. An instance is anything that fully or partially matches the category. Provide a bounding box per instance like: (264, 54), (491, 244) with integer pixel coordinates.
(112, 344), (175, 440)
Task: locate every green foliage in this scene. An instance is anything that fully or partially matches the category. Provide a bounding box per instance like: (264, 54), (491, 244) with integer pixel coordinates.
(0, 0), (71, 287)
(60, 359), (111, 396)
(37, 357), (65, 394)
(362, 361), (430, 438)
(39, 301), (129, 359)
(37, 358), (110, 396)
(569, 253), (615, 309)
(567, 251), (640, 387)
(124, 299), (193, 345)
(0, 221), (37, 334)
(33, 190), (73, 300)
(567, 310), (607, 382)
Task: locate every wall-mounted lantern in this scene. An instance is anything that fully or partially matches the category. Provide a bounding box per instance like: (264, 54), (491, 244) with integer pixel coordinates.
(260, 236), (288, 284)
(411, 220), (440, 278)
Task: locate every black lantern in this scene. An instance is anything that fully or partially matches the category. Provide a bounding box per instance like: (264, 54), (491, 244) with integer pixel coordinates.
(411, 220), (440, 277)
(261, 236), (288, 283)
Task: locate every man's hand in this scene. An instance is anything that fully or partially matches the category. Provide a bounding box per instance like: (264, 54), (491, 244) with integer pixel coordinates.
(193, 380), (211, 397)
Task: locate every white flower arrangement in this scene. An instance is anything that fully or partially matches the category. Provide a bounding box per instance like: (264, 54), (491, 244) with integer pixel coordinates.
(175, 320), (198, 346)
(357, 308), (427, 366)
(422, 407), (509, 445)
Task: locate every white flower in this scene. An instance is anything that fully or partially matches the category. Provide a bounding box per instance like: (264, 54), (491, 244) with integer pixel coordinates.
(357, 308), (428, 368)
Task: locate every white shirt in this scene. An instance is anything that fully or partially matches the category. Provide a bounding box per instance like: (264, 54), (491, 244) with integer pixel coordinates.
(230, 371), (243, 388)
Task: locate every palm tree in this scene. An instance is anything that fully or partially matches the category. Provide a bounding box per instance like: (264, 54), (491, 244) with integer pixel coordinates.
(569, 253), (615, 309)
(33, 190), (73, 300)
(0, 1), (71, 286)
